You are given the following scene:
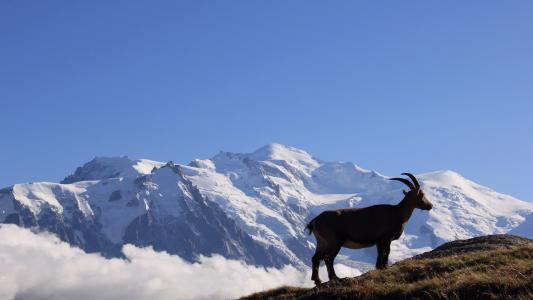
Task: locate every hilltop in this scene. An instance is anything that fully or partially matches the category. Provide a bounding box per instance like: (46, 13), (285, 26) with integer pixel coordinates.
(242, 234), (533, 300)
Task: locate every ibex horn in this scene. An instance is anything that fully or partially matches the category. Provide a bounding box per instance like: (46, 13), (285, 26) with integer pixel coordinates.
(389, 177), (415, 190)
(401, 173), (420, 190)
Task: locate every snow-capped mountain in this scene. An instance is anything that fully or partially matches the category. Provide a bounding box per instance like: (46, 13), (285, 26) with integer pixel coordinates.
(0, 159), (285, 267)
(1, 144), (532, 269)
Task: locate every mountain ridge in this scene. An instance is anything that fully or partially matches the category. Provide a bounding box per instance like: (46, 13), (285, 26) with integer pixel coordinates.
(1, 144), (532, 270)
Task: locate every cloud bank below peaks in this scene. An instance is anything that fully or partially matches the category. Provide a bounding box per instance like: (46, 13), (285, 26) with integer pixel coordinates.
(0, 225), (360, 300)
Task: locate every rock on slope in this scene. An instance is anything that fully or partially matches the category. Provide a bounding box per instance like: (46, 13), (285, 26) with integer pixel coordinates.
(1, 144), (532, 269)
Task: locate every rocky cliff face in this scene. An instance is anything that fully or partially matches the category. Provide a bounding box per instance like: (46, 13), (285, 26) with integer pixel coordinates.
(0, 162), (286, 267)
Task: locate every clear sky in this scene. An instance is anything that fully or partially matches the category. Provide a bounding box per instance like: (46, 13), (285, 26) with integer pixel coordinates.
(1, 1), (532, 201)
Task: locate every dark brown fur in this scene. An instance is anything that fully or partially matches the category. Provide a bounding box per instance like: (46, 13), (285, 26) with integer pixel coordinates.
(306, 173), (432, 285)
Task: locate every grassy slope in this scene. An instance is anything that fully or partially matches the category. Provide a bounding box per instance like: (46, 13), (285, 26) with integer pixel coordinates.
(242, 235), (533, 300)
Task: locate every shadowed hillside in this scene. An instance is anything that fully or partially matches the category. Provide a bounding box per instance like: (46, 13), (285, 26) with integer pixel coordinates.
(242, 235), (533, 300)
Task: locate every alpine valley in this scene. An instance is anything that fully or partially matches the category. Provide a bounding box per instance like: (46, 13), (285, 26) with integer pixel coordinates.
(1, 144), (532, 271)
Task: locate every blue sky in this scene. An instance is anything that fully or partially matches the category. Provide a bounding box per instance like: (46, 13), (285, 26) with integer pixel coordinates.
(1, 1), (532, 201)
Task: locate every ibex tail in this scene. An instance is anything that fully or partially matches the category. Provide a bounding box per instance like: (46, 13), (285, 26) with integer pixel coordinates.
(306, 218), (316, 235)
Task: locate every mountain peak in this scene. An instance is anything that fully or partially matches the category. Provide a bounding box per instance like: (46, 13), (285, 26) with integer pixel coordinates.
(418, 170), (467, 186)
(248, 143), (316, 162)
(61, 156), (164, 184)
(246, 143), (320, 174)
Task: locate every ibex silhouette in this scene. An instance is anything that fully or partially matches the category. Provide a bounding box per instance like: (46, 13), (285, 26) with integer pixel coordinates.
(306, 173), (433, 285)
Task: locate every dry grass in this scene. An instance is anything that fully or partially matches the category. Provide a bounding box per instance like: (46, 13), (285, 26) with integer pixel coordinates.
(242, 239), (533, 300)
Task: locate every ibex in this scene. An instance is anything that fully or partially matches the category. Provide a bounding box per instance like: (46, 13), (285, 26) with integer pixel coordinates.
(306, 173), (432, 285)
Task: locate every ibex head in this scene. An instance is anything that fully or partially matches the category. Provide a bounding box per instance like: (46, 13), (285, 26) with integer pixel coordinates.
(390, 173), (433, 211)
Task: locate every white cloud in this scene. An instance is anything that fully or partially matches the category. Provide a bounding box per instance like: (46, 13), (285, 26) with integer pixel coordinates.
(0, 225), (360, 300)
